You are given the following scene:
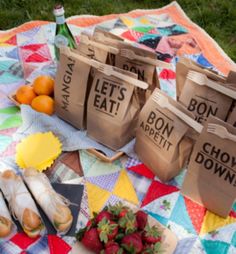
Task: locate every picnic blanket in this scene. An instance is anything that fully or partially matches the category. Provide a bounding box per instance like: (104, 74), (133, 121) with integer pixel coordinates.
(0, 1), (236, 253)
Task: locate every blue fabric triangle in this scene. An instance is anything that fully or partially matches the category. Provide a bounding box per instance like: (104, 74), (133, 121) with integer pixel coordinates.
(106, 194), (123, 207)
(20, 26), (41, 38)
(6, 47), (19, 60)
(233, 202), (236, 211)
(174, 236), (197, 254)
(169, 195), (196, 235)
(197, 54), (213, 68)
(231, 232), (236, 247)
(86, 172), (119, 192)
(27, 234), (49, 253)
(145, 211), (168, 226)
(0, 135), (12, 153)
(174, 169), (186, 188)
(201, 240), (230, 254)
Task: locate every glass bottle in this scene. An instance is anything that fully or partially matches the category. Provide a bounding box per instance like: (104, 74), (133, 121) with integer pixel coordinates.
(53, 4), (77, 60)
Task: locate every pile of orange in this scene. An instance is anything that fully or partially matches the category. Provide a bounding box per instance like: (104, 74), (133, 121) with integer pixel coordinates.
(15, 75), (55, 115)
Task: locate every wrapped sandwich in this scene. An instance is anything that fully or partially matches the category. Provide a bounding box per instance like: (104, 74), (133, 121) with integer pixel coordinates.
(0, 191), (14, 238)
(0, 170), (44, 238)
(23, 168), (73, 234)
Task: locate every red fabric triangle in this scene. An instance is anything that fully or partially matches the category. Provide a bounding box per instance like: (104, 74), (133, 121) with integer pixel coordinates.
(21, 44), (43, 51)
(229, 210), (236, 218)
(10, 232), (40, 249)
(48, 235), (71, 254)
(5, 35), (17, 45)
(159, 69), (176, 80)
(128, 164), (155, 179)
(141, 180), (179, 207)
(25, 52), (50, 63)
(121, 30), (144, 42)
(184, 196), (206, 234)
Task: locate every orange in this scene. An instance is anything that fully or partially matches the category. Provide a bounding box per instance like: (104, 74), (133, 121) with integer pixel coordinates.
(16, 85), (37, 105)
(33, 75), (54, 96)
(31, 95), (54, 115)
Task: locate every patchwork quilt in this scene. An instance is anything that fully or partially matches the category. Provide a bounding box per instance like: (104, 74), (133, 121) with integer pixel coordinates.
(0, 2), (236, 254)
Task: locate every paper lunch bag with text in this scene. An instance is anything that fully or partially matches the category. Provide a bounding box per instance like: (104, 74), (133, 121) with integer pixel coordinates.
(227, 105), (236, 127)
(176, 57), (226, 99)
(226, 71), (236, 127)
(87, 67), (141, 150)
(75, 33), (117, 64)
(135, 88), (195, 182)
(179, 70), (234, 124)
(181, 116), (236, 218)
(54, 47), (91, 129)
(115, 43), (159, 107)
(93, 32), (160, 107)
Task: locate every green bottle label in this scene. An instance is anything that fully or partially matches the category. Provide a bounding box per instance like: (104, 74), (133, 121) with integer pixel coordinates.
(55, 34), (69, 48)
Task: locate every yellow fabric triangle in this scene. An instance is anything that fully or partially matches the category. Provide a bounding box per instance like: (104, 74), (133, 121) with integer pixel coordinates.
(112, 169), (139, 205)
(0, 35), (12, 45)
(200, 211), (236, 235)
(121, 17), (134, 27)
(86, 182), (111, 216)
(0, 43), (12, 47)
(140, 17), (150, 25)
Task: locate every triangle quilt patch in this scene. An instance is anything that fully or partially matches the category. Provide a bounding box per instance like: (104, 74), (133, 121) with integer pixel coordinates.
(184, 196), (206, 234)
(86, 172), (120, 192)
(200, 211), (236, 236)
(143, 191), (180, 219)
(112, 169), (139, 205)
(128, 163), (155, 179)
(169, 195), (196, 235)
(142, 180), (179, 207)
(85, 182), (111, 216)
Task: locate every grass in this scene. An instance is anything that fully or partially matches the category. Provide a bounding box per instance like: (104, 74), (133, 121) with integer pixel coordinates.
(0, 0), (236, 62)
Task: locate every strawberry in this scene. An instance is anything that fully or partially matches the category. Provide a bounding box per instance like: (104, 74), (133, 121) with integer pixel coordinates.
(95, 210), (113, 224)
(136, 210), (148, 230)
(119, 208), (130, 218)
(142, 225), (162, 244)
(108, 202), (131, 218)
(142, 242), (163, 254)
(98, 218), (119, 243)
(118, 211), (138, 234)
(81, 228), (103, 253)
(105, 241), (124, 254)
(86, 220), (92, 227)
(121, 232), (143, 253)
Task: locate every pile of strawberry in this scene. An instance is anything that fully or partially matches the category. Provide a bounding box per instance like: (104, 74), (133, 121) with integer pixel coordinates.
(76, 203), (163, 254)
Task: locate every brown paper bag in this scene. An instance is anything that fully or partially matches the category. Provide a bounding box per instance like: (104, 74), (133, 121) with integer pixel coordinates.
(93, 29), (160, 106)
(75, 33), (114, 63)
(93, 27), (124, 43)
(115, 44), (159, 107)
(54, 47), (92, 129)
(135, 88), (196, 182)
(179, 72), (233, 124)
(87, 67), (141, 150)
(181, 116), (236, 217)
(227, 104), (236, 127)
(176, 57), (226, 99)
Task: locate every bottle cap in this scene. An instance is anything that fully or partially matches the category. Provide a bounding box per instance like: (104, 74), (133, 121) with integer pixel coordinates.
(53, 4), (65, 16)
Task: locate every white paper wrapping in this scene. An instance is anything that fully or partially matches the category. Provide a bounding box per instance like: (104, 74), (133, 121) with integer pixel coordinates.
(0, 172), (44, 236)
(23, 170), (71, 233)
(0, 192), (12, 221)
(0, 192), (17, 241)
